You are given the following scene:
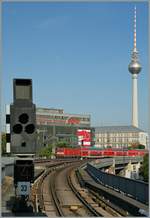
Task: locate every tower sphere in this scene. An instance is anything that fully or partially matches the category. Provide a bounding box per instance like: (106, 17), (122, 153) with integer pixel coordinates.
(128, 61), (142, 74)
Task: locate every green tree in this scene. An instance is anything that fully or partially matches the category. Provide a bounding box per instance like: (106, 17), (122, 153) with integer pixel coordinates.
(140, 153), (149, 182)
(130, 143), (145, 149)
(56, 140), (68, 148)
(137, 144), (145, 149)
(1, 133), (6, 155)
(38, 144), (52, 158)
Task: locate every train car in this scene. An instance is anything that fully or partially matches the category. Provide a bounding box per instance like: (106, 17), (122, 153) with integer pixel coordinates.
(128, 149), (138, 156)
(55, 147), (148, 158)
(103, 149), (115, 156)
(56, 147), (81, 158)
(127, 149), (148, 157)
(138, 149), (148, 156)
(89, 149), (103, 157)
(64, 148), (80, 157)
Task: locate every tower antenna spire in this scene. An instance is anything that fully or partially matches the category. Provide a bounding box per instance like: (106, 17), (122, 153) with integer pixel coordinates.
(128, 5), (141, 73)
(133, 5), (137, 51)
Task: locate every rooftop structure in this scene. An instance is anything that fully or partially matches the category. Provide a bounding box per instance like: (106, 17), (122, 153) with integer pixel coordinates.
(36, 107), (90, 127)
(95, 125), (145, 133)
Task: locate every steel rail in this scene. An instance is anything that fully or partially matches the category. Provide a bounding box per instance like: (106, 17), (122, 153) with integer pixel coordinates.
(67, 165), (104, 217)
(49, 170), (64, 216)
(32, 160), (76, 213)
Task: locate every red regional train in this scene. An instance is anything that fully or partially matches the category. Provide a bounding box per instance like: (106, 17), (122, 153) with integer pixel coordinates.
(56, 147), (148, 158)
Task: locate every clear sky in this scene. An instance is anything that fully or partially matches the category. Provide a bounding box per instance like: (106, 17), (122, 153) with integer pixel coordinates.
(2, 1), (149, 131)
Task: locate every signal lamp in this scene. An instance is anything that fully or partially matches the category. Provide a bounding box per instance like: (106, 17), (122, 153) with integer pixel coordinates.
(21, 142), (26, 147)
(13, 124), (23, 134)
(19, 113), (29, 124)
(25, 124), (35, 134)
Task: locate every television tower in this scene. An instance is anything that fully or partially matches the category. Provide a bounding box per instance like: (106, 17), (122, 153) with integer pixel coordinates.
(128, 6), (142, 127)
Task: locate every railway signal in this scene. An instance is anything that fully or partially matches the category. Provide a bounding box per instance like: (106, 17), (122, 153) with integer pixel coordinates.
(7, 78), (37, 209)
(10, 78), (36, 155)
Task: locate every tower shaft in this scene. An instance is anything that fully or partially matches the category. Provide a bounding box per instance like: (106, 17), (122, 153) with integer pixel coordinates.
(132, 74), (138, 127)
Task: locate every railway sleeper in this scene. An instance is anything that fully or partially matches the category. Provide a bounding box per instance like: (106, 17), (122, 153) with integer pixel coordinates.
(76, 168), (130, 217)
(86, 185), (130, 216)
(69, 169), (114, 217)
(29, 161), (77, 214)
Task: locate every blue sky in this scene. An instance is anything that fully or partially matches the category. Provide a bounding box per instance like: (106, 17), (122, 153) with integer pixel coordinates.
(2, 2), (149, 131)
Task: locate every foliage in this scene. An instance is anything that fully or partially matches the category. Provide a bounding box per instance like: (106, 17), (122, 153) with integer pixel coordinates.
(1, 133), (6, 154)
(128, 146), (132, 150)
(139, 153), (149, 182)
(38, 140), (69, 158)
(137, 144), (145, 149)
(56, 140), (69, 148)
(130, 143), (145, 149)
(38, 144), (52, 158)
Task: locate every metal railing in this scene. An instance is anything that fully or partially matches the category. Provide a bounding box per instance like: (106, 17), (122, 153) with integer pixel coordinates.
(86, 162), (148, 205)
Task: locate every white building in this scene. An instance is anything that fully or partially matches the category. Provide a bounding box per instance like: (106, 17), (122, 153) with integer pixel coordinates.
(94, 126), (148, 149)
(119, 161), (141, 180)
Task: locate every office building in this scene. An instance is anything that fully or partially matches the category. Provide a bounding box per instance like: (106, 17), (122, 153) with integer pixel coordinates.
(94, 126), (148, 149)
(36, 107), (94, 151)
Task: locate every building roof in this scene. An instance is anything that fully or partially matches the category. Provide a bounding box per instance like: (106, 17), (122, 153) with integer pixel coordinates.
(36, 107), (90, 118)
(36, 107), (64, 114)
(94, 125), (145, 133)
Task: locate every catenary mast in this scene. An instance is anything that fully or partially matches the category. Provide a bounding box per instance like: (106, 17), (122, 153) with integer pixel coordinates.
(128, 6), (142, 127)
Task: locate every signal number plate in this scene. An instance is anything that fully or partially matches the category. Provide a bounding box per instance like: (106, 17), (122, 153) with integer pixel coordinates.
(17, 182), (30, 196)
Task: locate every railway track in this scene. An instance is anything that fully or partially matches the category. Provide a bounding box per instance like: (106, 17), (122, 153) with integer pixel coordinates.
(33, 160), (124, 217)
(50, 163), (93, 217)
(31, 160), (74, 215)
(35, 161), (93, 216)
(3, 158), (146, 217)
(67, 165), (123, 217)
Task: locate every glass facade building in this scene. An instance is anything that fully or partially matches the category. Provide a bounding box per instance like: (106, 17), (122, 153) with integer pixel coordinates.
(36, 107), (94, 152)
